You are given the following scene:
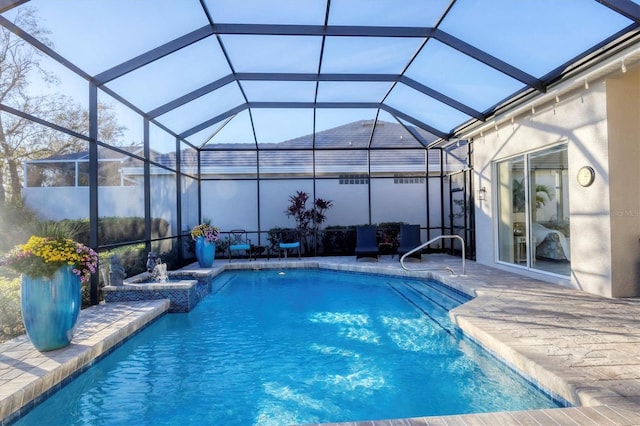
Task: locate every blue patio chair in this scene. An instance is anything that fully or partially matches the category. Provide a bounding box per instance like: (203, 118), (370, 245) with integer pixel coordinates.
(355, 225), (379, 261)
(277, 229), (301, 260)
(228, 229), (253, 262)
(397, 224), (422, 261)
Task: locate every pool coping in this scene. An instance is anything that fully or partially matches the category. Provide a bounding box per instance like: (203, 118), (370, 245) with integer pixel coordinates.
(1, 255), (639, 425)
(0, 300), (169, 425)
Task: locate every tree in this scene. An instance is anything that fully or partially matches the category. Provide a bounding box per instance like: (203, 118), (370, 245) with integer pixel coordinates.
(0, 7), (51, 206)
(0, 7), (125, 206)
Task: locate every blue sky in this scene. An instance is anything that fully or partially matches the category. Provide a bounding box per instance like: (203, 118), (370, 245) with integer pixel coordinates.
(2, 0), (635, 149)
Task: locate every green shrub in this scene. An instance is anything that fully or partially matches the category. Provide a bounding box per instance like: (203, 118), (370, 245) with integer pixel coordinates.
(0, 205), (171, 250)
(96, 217), (170, 245)
(320, 226), (356, 255)
(0, 272), (24, 343)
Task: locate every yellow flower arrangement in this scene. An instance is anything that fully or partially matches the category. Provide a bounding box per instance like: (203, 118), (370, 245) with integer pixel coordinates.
(4, 236), (98, 283)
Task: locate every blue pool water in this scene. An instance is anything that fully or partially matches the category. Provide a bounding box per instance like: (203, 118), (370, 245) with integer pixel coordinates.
(16, 269), (561, 425)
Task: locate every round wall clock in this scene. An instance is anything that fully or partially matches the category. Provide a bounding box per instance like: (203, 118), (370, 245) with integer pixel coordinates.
(577, 166), (595, 187)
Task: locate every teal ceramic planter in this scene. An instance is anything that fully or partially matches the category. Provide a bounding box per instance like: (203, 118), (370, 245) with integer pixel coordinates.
(195, 236), (216, 267)
(21, 264), (81, 351)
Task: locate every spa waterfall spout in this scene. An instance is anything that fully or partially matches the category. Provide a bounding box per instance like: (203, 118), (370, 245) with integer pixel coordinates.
(152, 262), (168, 283)
(147, 252), (168, 283)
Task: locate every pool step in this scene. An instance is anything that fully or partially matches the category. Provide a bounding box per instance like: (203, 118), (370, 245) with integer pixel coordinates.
(402, 279), (470, 310)
(387, 280), (462, 336)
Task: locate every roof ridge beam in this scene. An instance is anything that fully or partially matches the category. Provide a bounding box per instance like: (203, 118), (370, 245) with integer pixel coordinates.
(94, 25), (214, 84)
(247, 102), (380, 108)
(235, 72), (399, 82)
(434, 29), (545, 92)
(212, 23), (436, 37)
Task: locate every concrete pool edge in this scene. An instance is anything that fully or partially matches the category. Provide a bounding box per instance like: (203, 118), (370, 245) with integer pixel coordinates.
(446, 287), (640, 411)
(0, 299), (169, 425)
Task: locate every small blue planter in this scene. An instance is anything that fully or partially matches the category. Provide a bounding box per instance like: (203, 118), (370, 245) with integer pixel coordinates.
(195, 237), (216, 267)
(21, 265), (81, 351)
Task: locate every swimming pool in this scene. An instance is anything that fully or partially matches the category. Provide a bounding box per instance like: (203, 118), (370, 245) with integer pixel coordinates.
(15, 269), (562, 425)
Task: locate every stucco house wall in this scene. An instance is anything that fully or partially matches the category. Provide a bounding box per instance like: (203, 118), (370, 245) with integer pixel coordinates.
(472, 64), (639, 298)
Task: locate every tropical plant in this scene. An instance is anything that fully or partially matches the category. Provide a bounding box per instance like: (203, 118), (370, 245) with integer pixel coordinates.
(284, 191), (333, 254)
(31, 219), (87, 242)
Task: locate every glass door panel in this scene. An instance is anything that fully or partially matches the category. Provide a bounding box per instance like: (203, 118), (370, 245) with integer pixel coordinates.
(528, 146), (570, 275)
(497, 156), (526, 265)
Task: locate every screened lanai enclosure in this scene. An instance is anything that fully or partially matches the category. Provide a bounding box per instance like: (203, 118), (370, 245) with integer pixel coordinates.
(1, 0), (638, 303)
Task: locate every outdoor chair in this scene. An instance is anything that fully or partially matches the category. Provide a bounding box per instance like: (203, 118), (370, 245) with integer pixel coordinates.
(355, 225), (379, 261)
(277, 229), (301, 260)
(397, 224), (422, 261)
(227, 229), (253, 262)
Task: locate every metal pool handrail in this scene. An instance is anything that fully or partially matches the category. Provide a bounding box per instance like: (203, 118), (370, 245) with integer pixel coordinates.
(400, 235), (466, 276)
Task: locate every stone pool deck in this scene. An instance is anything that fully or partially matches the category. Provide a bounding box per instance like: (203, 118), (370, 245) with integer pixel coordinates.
(1, 255), (639, 425)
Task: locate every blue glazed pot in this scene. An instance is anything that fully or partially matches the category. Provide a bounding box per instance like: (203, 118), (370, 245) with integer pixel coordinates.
(20, 264), (81, 351)
(195, 236), (216, 268)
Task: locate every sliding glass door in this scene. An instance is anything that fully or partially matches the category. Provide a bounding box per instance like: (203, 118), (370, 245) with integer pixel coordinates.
(496, 145), (570, 276)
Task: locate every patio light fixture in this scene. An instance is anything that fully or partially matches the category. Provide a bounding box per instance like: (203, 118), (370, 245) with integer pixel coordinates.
(477, 187), (486, 201)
